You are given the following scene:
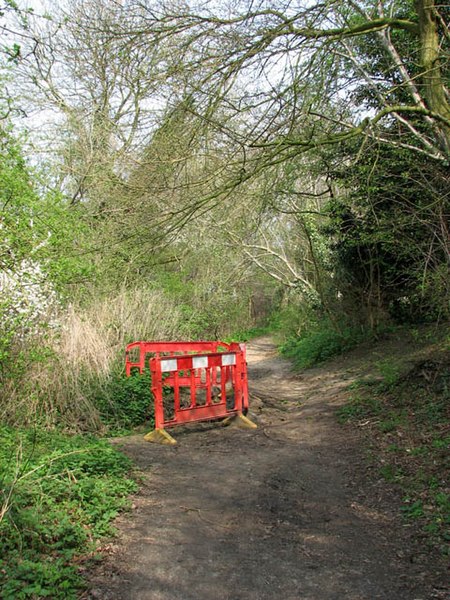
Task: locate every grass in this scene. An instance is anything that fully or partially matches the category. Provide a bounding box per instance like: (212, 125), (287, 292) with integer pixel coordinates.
(338, 348), (450, 554)
(0, 426), (138, 599)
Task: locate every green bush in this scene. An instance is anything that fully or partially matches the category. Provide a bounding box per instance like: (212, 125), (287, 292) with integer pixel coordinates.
(84, 366), (154, 432)
(0, 426), (138, 599)
(280, 323), (367, 368)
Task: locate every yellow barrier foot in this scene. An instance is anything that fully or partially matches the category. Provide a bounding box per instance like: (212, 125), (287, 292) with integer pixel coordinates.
(223, 412), (257, 430)
(144, 428), (177, 445)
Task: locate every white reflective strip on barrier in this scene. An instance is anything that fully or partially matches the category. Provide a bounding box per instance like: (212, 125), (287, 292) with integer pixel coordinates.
(193, 355), (208, 369)
(221, 354), (236, 366)
(160, 358), (178, 372)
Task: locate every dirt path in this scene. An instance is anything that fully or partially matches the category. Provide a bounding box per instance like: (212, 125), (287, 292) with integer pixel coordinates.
(86, 337), (447, 600)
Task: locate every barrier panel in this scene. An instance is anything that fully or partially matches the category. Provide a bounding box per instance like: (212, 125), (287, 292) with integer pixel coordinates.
(125, 340), (232, 376)
(125, 341), (255, 444)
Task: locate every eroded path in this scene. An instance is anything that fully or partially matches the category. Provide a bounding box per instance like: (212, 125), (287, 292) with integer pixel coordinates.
(86, 337), (446, 600)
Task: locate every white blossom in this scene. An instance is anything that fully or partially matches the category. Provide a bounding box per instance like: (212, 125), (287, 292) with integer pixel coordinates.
(0, 259), (61, 339)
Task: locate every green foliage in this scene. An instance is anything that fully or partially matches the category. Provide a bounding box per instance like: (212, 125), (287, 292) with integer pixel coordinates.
(337, 394), (383, 423)
(224, 325), (273, 343)
(378, 411), (407, 433)
(401, 499), (425, 520)
(324, 141), (449, 326)
(0, 426), (137, 599)
(0, 129), (39, 262)
(281, 322), (367, 368)
(0, 130), (92, 289)
(267, 301), (310, 340)
(375, 360), (401, 387)
(92, 367), (154, 432)
(148, 264), (267, 339)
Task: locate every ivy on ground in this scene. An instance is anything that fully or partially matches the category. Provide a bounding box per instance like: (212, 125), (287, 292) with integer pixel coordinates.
(0, 426), (138, 599)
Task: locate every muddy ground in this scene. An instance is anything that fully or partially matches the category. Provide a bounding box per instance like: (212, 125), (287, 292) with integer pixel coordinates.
(85, 337), (448, 600)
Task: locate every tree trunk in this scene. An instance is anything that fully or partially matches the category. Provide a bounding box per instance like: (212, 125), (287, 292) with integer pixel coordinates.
(415, 0), (450, 155)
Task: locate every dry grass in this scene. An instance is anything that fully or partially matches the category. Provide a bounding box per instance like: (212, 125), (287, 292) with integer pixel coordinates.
(1, 287), (187, 429)
(61, 287), (186, 372)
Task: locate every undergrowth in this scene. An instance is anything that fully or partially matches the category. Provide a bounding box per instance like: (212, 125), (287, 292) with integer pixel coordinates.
(84, 366), (154, 434)
(338, 351), (450, 555)
(0, 426), (138, 599)
(0, 288), (184, 430)
(224, 324), (273, 343)
(280, 322), (369, 368)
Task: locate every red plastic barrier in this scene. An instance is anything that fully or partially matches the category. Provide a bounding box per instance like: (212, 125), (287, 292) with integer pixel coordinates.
(125, 341), (252, 443)
(125, 340), (232, 376)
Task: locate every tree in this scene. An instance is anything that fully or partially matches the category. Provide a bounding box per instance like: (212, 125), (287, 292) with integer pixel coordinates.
(103, 0), (448, 162)
(13, 0), (172, 205)
(11, 0), (449, 330)
(323, 140), (450, 326)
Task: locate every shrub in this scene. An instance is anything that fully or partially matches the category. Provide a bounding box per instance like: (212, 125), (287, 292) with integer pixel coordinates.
(88, 366), (154, 431)
(280, 323), (367, 368)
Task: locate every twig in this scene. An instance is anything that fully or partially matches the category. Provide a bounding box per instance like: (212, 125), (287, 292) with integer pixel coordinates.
(179, 506), (233, 529)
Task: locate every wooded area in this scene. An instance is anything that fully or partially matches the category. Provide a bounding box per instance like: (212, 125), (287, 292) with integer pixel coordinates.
(0, 0), (448, 597)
